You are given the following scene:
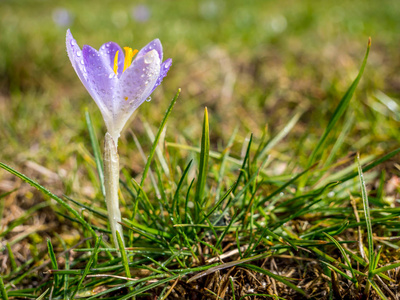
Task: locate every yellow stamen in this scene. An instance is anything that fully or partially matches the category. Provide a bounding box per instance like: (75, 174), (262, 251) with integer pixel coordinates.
(124, 97), (128, 101)
(123, 47), (138, 72)
(113, 47), (138, 75)
(113, 50), (119, 75)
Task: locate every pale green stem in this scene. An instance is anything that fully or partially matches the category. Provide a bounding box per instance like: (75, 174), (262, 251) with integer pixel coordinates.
(104, 133), (124, 249)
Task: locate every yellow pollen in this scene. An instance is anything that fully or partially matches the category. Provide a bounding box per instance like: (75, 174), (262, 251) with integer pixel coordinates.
(113, 50), (119, 75)
(124, 97), (128, 101)
(123, 47), (138, 72)
(113, 47), (138, 75)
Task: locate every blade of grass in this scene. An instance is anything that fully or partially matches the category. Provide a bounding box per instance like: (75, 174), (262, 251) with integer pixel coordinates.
(243, 264), (306, 296)
(132, 89), (180, 221)
(368, 279), (389, 300)
(0, 162), (97, 238)
(116, 231), (131, 280)
(85, 109), (105, 197)
(139, 89), (180, 188)
(357, 154), (374, 274)
(323, 233), (358, 287)
(70, 235), (102, 299)
(307, 38), (371, 168)
(47, 239), (59, 289)
(194, 107), (210, 221)
(0, 276), (8, 300)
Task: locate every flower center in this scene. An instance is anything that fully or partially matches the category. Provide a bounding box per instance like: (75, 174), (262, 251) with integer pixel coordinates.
(113, 47), (138, 75)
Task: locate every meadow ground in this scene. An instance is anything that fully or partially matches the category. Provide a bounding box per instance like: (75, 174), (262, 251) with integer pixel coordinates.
(1, 0), (400, 299)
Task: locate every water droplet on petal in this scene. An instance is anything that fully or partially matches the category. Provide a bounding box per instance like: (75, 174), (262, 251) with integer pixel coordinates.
(144, 51), (156, 64)
(80, 59), (84, 65)
(76, 50), (82, 57)
(70, 40), (76, 46)
(106, 44), (110, 48)
(146, 96), (151, 102)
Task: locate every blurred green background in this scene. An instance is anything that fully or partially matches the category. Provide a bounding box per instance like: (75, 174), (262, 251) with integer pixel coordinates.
(0, 0), (399, 186)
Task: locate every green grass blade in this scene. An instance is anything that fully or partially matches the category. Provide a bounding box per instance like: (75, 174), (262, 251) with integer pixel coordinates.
(116, 231), (131, 279)
(258, 110), (303, 162)
(0, 162), (97, 238)
(339, 147), (400, 183)
(307, 38), (371, 168)
(370, 261), (400, 276)
(47, 239), (59, 288)
(85, 109), (105, 197)
(243, 264), (306, 296)
(71, 235), (102, 299)
(357, 154), (374, 274)
(139, 89), (180, 188)
(194, 107), (210, 221)
(368, 279), (389, 300)
(0, 276), (8, 300)
(323, 233), (358, 286)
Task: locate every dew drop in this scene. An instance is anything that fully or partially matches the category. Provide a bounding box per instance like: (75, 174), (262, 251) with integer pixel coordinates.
(106, 44), (110, 48)
(144, 51), (155, 64)
(80, 59), (84, 65)
(76, 50), (82, 57)
(70, 40), (76, 46)
(146, 96), (152, 102)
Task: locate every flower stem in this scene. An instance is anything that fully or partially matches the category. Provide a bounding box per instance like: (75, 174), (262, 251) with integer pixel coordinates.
(104, 133), (124, 249)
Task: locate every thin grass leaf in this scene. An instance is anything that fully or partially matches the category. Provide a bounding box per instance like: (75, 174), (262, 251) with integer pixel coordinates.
(70, 235), (102, 299)
(119, 274), (180, 299)
(116, 231), (131, 279)
(0, 162), (97, 238)
(258, 110), (303, 162)
(36, 288), (49, 300)
(357, 154), (374, 274)
(0, 276), (8, 300)
(243, 264), (306, 296)
(47, 239), (59, 289)
(85, 109), (105, 197)
(173, 160), (193, 220)
(195, 107), (210, 221)
(307, 38), (371, 168)
(64, 195), (107, 219)
(339, 147), (400, 183)
(258, 164), (316, 208)
(187, 253), (271, 283)
(320, 261), (354, 282)
(368, 279), (389, 300)
(370, 261), (400, 276)
(5, 243), (17, 271)
(323, 233), (358, 286)
(139, 89), (180, 188)
(129, 89), (180, 224)
(239, 294), (285, 300)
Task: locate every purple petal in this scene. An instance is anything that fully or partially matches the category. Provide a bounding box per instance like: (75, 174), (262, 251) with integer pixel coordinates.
(111, 49), (161, 134)
(66, 29), (91, 93)
(82, 45), (117, 113)
(99, 42), (124, 77)
(150, 58), (172, 94)
(137, 38), (163, 61)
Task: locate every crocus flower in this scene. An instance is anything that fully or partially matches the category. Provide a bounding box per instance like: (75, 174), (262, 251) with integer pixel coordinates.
(66, 29), (171, 249)
(66, 29), (172, 142)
